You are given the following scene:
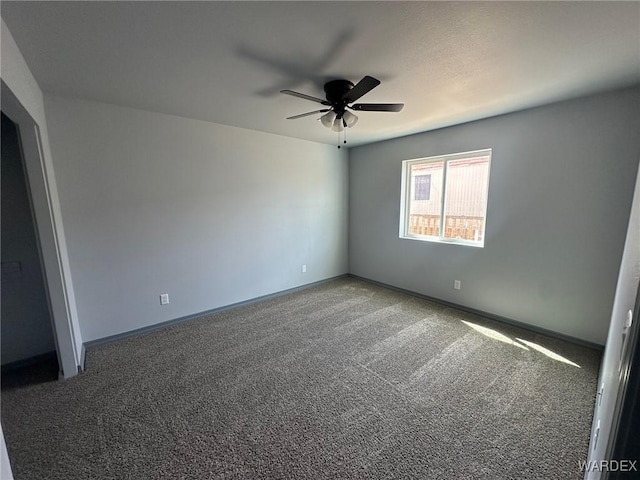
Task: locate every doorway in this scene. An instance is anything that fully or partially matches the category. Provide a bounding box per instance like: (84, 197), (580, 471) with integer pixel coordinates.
(1, 80), (80, 379)
(1, 112), (59, 386)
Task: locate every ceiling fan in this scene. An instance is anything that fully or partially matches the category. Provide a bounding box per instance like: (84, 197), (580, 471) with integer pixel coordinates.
(281, 76), (404, 147)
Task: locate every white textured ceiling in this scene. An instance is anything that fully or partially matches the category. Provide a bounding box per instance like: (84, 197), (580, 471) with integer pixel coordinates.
(2, 1), (639, 147)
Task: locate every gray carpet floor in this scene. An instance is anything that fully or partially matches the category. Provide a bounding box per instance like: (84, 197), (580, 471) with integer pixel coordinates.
(1, 277), (601, 479)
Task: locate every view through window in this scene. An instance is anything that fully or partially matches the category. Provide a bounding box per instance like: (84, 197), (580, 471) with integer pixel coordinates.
(400, 149), (491, 246)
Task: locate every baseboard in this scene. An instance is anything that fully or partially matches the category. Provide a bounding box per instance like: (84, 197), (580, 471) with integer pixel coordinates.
(84, 274), (350, 350)
(1, 351), (58, 373)
(348, 274), (604, 351)
(79, 344), (86, 373)
(83, 271), (601, 355)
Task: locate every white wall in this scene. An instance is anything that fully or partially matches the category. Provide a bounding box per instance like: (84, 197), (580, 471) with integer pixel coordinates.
(585, 165), (640, 479)
(43, 95), (349, 342)
(349, 87), (640, 345)
(1, 19), (83, 375)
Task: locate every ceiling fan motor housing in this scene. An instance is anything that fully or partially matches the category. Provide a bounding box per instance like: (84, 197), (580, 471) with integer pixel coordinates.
(324, 80), (354, 115)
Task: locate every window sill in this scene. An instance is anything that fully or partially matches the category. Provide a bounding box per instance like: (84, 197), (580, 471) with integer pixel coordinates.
(400, 234), (484, 248)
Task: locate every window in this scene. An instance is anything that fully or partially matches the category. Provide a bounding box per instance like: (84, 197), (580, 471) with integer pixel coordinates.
(400, 149), (491, 247)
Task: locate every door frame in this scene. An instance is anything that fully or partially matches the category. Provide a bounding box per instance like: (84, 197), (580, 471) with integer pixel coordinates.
(2, 81), (79, 378)
(604, 280), (640, 478)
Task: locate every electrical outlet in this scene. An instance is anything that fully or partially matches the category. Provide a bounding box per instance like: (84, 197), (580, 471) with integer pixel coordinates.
(160, 293), (169, 305)
(302, 264), (307, 273)
(454, 280), (461, 290)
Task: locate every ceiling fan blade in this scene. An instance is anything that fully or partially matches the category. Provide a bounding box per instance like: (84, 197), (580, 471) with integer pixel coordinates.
(286, 109), (330, 120)
(351, 103), (404, 112)
(342, 76), (381, 103)
(281, 90), (329, 105)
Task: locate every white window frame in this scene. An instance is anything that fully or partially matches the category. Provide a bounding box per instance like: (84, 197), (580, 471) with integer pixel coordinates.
(399, 148), (492, 247)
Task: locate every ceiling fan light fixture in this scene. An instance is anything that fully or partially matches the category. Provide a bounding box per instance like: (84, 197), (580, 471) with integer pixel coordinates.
(342, 110), (358, 128)
(332, 116), (345, 132)
(320, 110), (337, 128)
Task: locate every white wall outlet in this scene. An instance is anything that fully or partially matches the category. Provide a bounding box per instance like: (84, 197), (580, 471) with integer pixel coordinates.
(302, 264), (307, 273)
(454, 280), (461, 290)
(160, 293), (169, 305)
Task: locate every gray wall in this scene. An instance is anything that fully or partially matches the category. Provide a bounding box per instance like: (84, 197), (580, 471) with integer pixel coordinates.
(349, 87), (640, 345)
(1, 113), (55, 364)
(43, 96), (349, 342)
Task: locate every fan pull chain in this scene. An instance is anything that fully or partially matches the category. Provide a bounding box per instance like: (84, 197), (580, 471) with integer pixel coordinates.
(337, 121), (348, 149)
